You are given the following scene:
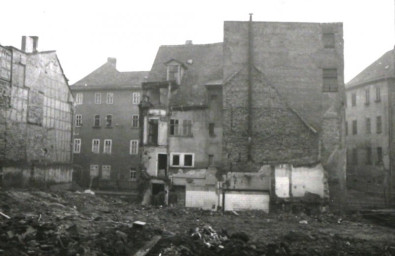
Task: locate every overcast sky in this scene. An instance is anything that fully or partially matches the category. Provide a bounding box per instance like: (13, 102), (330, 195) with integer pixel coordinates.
(1, 0), (394, 84)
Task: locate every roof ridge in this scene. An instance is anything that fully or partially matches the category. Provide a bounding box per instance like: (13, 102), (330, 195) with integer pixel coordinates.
(159, 42), (222, 48)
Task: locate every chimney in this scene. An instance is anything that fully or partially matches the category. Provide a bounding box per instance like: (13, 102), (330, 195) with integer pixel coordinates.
(107, 57), (117, 67)
(21, 36), (39, 53)
(185, 40), (193, 45)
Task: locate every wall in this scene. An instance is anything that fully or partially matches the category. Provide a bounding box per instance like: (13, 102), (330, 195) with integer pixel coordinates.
(1, 49), (73, 186)
(224, 191), (270, 212)
(141, 146), (167, 177)
(72, 87), (141, 190)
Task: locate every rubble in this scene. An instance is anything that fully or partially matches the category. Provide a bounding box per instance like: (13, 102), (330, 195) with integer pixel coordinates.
(0, 189), (394, 256)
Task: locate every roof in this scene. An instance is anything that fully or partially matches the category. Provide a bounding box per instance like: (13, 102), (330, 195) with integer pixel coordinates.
(72, 60), (148, 88)
(347, 49), (395, 88)
(147, 43), (223, 107)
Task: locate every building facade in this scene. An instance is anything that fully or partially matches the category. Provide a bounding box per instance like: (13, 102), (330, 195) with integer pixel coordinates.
(345, 49), (395, 204)
(140, 19), (346, 211)
(0, 36), (74, 187)
(71, 58), (148, 190)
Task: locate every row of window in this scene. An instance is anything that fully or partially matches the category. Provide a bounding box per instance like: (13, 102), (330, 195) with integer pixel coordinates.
(346, 116), (382, 135)
(89, 164), (137, 180)
(169, 119), (216, 137)
(348, 147), (383, 165)
(75, 114), (139, 128)
(74, 92), (140, 105)
(73, 139), (139, 155)
(349, 87), (381, 107)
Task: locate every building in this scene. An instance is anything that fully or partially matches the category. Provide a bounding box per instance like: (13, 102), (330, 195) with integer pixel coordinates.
(345, 49), (395, 205)
(0, 36), (74, 187)
(140, 18), (346, 211)
(70, 58), (148, 190)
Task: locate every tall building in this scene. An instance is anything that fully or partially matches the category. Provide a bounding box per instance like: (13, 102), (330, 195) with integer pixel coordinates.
(0, 36), (74, 187)
(140, 19), (346, 211)
(345, 49), (395, 204)
(71, 58), (148, 190)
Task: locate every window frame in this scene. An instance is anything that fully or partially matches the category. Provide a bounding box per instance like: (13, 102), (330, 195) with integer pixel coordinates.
(75, 114), (82, 127)
(170, 152), (195, 168)
(352, 120), (357, 135)
(322, 68), (338, 92)
(103, 139), (112, 154)
(94, 114), (100, 127)
(106, 114), (112, 127)
(375, 87), (381, 102)
(92, 139), (100, 153)
(376, 116), (382, 134)
(106, 92), (114, 104)
(101, 165), (111, 180)
(73, 138), (81, 153)
(366, 118), (371, 134)
(130, 169), (137, 181)
(90, 164), (99, 177)
(170, 119), (179, 136)
(75, 93), (83, 105)
(182, 120), (192, 136)
(365, 89), (370, 105)
(132, 92), (141, 104)
(132, 114), (139, 128)
(130, 140), (139, 155)
(94, 92), (101, 104)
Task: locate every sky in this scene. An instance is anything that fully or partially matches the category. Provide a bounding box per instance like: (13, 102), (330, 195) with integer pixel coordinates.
(1, 0), (394, 84)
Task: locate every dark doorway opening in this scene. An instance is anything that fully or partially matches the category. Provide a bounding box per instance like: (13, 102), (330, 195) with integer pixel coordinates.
(158, 154), (167, 177)
(148, 119), (159, 145)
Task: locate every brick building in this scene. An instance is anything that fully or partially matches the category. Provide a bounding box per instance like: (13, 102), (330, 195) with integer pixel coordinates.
(71, 58), (148, 190)
(140, 18), (346, 210)
(345, 49), (395, 204)
(0, 36), (74, 187)
(222, 20), (346, 209)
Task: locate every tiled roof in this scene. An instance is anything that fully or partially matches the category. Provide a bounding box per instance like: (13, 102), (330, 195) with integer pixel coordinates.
(72, 60), (148, 88)
(147, 43), (223, 107)
(347, 49), (395, 88)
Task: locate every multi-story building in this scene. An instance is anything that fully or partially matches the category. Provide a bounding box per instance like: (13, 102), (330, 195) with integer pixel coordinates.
(71, 58), (148, 190)
(140, 18), (346, 211)
(345, 49), (395, 204)
(0, 36), (74, 187)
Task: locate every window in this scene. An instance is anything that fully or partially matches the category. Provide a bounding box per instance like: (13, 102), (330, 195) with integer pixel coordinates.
(90, 164), (99, 177)
(170, 153), (194, 167)
(106, 115), (112, 127)
(148, 119), (159, 144)
(209, 123), (215, 137)
(95, 93), (101, 104)
(377, 147), (383, 163)
(73, 138), (81, 153)
(182, 120), (192, 136)
(0, 48), (12, 81)
(132, 92), (141, 104)
(92, 139), (100, 153)
(351, 93), (356, 107)
(75, 93), (83, 105)
(322, 69), (338, 92)
(130, 140), (139, 155)
(103, 139), (112, 154)
(376, 87), (381, 102)
(366, 118), (371, 134)
(365, 89), (370, 105)
(376, 116), (382, 134)
(366, 147), (372, 165)
(208, 154), (214, 166)
(352, 120), (357, 135)
(132, 115), (139, 128)
(94, 115), (100, 127)
(170, 119), (179, 136)
(322, 33), (335, 48)
(75, 114), (82, 127)
(106, 92), (113, 104)
(352, 148), (358, 165)
(167, 65), (180, 83)
(101, 165), (111, 179)
(130, 169), (137, 181)
(345, 121), (348, 136)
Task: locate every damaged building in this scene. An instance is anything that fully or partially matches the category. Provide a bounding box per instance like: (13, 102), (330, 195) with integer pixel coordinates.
(70, 58), (148, 190)
(140, 18), (346, 212)
(0, 36), (74, 187)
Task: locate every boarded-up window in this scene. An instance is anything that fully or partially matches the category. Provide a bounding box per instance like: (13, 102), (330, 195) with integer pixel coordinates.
(322, 33), (335, 48)
(322, 69), (338, 92)
(102, 165), (111, 179)
(27, 90), (44, 126)
(90, 165), (99, 177)
(182, 120), (192, 136)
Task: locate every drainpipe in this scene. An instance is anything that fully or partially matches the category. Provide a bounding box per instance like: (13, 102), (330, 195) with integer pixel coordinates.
(247, 13), (253, 161)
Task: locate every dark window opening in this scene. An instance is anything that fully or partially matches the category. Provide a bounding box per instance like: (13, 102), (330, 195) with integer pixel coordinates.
(170, 119), (179, 136)
(366, 147), (372, 165)
(376, 87), (381, 102)
(323, 33), (335, 48)
(106, 115), (112, 127)
(184, 154), (193, 167)
(366, 118), (371, 134)
(376, 116), (382, 134)
(148, 119), (159, 144)
(322, 69), (338, 92)
(172, 154), (180, 166)
(352, 148), (358, 165)
(94, 115), (100, 127)
(352, 120), (357, 135)
(208, 154), (214, 166)
(377, 147), (383, 163)
(209, 123), (215, 137)
(158, 154), (167, 177)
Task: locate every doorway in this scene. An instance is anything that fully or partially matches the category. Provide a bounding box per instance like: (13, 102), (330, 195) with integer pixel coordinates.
(157, 153), (167, 177)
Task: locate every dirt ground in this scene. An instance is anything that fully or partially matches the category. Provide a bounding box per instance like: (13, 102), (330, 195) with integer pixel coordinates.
(0, 189), (395, 256)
